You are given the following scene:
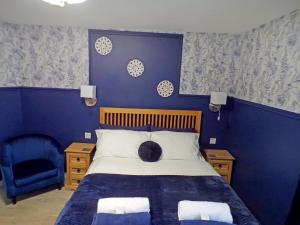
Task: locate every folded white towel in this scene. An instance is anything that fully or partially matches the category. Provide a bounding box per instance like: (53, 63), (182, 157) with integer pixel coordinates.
(97, 197), (150, 214)
(200, 213), (210, 221)
(178, 201), (233, 223)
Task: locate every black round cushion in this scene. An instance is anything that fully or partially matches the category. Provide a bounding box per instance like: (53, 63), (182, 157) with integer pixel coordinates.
(138, 141), (162, 162)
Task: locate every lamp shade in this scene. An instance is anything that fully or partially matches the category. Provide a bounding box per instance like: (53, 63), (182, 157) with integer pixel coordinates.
(80, 85), (96, 98)
(210, 91), (227, 105)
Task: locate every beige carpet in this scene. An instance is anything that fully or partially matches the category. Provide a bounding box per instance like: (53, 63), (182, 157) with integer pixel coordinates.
(0, 182), (73, 225)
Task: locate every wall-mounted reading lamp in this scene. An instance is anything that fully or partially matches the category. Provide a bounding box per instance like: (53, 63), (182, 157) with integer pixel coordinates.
(209, 91), (227, 121)
(80, 85), (97, 107)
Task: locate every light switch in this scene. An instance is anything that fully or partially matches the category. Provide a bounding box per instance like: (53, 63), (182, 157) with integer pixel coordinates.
(85, 132), (92, 140)
(209, 138), (217, 145)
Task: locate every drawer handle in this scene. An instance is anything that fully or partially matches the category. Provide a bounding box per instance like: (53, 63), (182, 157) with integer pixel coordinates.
(218, 164), (222, 168)
(77, 169), (80, 173)
(77, 157), (80, 162)
(77, 180), (80, 184)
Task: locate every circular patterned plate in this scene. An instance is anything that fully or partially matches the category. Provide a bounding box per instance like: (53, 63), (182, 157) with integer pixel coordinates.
(95, 36), (112, 55)
(157, 80), (174, 97)
(127, 59), (144, 77)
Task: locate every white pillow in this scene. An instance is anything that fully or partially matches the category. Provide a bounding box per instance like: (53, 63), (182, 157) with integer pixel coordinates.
(94, 129), (150, 159)
(150, 131), (201, 160)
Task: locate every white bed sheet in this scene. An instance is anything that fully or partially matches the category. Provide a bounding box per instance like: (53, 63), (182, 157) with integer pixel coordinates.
(87, 156), (219, 176)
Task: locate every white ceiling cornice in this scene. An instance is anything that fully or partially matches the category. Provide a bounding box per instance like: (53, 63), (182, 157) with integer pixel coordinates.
(0, 0), (299, 33)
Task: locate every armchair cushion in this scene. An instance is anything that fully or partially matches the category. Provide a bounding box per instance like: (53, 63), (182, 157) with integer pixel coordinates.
(13, 159), (57, 187)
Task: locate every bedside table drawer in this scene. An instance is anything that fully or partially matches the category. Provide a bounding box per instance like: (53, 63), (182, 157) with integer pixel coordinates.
(212, 163), (229, 171)
(70, 173), (85, 179)
(70, 174), (85, 184)
(209, 160), (230, 170)
(70, 167), (86, 176)
(69, 154), (89, 165)
(214, 168), (229, 176)
(70, 178), (82, 186)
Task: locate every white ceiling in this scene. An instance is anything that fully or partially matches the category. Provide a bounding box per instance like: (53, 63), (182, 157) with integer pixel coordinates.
(0, 0), (300, 33)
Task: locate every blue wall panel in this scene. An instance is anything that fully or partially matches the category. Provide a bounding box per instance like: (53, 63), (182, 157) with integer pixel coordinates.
(20, 88), (98, 148)
(89, 30), (230, 147)
(0, 88), (23, 141)
(227, 99), (300, 225)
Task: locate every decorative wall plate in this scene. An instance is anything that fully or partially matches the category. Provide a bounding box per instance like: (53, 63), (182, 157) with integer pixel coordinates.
(127, 59), (144, 77)
(95, 36), (112, 55)
(157, 80), (174, 97)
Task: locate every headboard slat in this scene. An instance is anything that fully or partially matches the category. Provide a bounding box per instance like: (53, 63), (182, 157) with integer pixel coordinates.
(187, 116), (191, 128)
(169, 116), (173, 128)
(100, 108), (202, 133)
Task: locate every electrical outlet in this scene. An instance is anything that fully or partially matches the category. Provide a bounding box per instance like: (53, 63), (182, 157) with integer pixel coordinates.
(84, 132), (92, 140)
(209, 138), (217, 145)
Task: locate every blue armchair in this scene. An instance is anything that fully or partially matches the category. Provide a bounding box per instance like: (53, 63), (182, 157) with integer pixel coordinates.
(0, 134), (65, 204)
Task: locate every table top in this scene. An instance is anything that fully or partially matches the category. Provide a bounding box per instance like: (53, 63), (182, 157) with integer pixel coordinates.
(204, 149), (235, 160)
(65, 142), (96, 153)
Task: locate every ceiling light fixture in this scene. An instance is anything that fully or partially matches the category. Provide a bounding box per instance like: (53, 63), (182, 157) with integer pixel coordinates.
(42, 0), (87, 7)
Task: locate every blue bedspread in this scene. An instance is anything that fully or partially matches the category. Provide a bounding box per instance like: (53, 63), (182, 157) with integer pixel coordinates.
(92, 213), (151, 225)
(55, 174), (259, 225)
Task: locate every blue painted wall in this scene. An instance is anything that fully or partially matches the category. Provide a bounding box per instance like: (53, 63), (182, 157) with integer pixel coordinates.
(227, 99), (300, 225)
(20, 87), (230, 149)
(20, 88), (98, 148)
(0, 88), (23, 141)
(89, 30), (230, 148)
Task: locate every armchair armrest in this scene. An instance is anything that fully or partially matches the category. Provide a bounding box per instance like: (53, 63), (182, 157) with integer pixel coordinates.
(44, 140), (65, 170)
(0, 144), (16, 197)
(0, 143), (13, 167)
(44, 139), (65, 185)
(49, 149), (65, 169)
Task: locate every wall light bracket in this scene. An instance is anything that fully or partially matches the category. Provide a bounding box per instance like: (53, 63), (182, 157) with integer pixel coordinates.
(209, 91), (227, 121)
(80, 85), (97, 107)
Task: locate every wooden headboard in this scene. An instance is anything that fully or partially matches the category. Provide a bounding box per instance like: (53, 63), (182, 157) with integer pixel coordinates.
(99, 107), (202, 133)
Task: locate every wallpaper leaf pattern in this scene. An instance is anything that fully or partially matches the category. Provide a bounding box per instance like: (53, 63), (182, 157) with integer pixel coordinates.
(0, 22), (89, 89)
(180, 10), (300, 114)
(180, 32), (240, 96)
(235, 10), (300, 114)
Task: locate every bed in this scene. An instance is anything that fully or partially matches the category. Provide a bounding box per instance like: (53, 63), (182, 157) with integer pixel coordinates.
(55, 107), (259, 225)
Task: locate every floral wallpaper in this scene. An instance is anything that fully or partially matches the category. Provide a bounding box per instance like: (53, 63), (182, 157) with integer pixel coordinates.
(180, 9), (300, 114)
(234, 10), (300, 114)
(0, 22), (89, 89)
(180, 32), (240, 96)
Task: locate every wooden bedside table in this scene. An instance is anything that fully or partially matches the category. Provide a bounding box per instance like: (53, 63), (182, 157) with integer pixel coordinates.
(204, 149), (235, 184)
(65, 142), (96, 190)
